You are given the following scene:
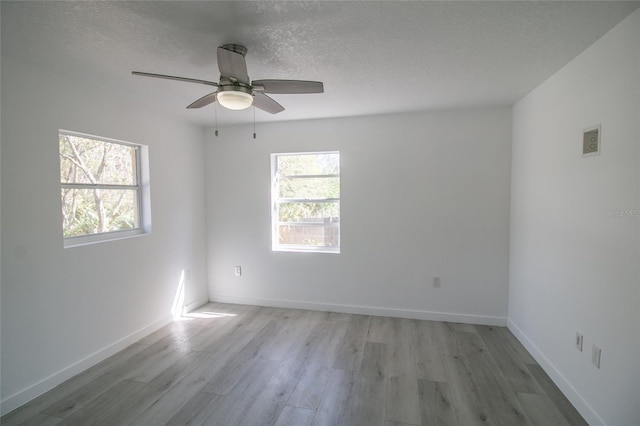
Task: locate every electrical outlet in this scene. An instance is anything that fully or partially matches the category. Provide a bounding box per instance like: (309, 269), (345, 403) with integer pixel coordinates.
(575, 332), (583, 352)
(234, 266), (242, 277)
(433, 276), (441, 288)
(583, 125), (601, 157)
(592, 345), (601, 369)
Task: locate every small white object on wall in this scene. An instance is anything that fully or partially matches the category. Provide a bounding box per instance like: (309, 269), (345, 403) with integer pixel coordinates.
(582, 124), (601, 157)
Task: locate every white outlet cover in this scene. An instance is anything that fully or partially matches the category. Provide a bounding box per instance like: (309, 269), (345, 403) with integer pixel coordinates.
(582, 124), (601, 157)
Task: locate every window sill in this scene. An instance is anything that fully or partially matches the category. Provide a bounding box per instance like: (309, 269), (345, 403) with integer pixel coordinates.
(272, 245), (340, 254)
(64, 228), (148, 248)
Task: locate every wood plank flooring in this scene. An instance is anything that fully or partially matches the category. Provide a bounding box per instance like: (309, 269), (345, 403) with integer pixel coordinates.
(2, 303), (588, 426)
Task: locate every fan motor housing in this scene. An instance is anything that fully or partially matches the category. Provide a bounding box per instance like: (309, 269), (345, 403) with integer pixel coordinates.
(221, 44), (247, 56)
(217, 81), (252, 95)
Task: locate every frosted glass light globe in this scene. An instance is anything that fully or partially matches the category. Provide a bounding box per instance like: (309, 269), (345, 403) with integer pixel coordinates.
(217, 90), (253, 110)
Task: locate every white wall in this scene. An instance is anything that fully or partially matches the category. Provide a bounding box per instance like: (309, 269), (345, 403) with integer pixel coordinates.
(509, 9), (640, 426)
(0, 56), (208, 413)
(205, 107), (512, 325)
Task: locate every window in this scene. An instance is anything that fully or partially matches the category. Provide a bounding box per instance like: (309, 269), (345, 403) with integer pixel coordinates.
(59, 130), (149, 247)
(271, 151), (340, 253)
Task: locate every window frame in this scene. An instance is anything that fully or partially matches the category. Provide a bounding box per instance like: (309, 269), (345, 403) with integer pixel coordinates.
(271, 151), (340, 254)
(59, 130), (151, 248)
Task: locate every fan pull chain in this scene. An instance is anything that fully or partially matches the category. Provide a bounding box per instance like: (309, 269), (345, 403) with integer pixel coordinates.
(253, 106), (256, 139)
(215, 103), (219, 137)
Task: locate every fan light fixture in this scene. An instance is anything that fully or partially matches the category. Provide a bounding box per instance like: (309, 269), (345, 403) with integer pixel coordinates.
(217, 87), (253, 110)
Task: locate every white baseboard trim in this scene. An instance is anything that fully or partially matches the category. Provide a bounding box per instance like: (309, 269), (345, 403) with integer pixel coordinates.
(0, 315), (173, 416)
(209, 293), (507, 326)
(184, 297), (209, 314)
(507, 319), (604, 426)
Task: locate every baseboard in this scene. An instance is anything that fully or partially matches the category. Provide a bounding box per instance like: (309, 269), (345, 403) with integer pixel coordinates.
(184, 297), (209, 314)
(507, 319), (604, 426)
(0, 315), (173, 416)
(209, 293), (507, 326)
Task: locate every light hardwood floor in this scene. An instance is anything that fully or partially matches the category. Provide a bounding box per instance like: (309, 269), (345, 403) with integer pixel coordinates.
(2, 303), (588, 426)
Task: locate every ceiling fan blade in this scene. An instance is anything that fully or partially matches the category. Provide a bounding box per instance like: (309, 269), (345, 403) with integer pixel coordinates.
(217, 45), (249, 84)
(132, 71), (218, 87)
(187, 92), (217, 109)
(252, 92), (285, 114)
(251, 79), (324, 94)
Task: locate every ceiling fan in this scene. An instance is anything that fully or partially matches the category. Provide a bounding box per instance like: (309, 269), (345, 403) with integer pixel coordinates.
(132, 44), (324, 114)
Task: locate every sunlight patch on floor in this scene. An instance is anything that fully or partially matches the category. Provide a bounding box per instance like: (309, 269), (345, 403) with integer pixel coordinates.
(183, 311), (238, 319)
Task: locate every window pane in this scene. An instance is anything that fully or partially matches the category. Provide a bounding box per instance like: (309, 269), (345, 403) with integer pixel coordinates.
(278, 176), (340, 199)
(61, 188), (139, 238)
(276, 152), (339, 176)
(59, 134), (137, 185)
(272, 151), (340, 253)
(278, 223), (339, 247)
(278, 201), (339, 223)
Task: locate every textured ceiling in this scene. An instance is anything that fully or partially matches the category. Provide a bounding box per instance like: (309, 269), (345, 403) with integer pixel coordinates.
(2, 1), (639, 125)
